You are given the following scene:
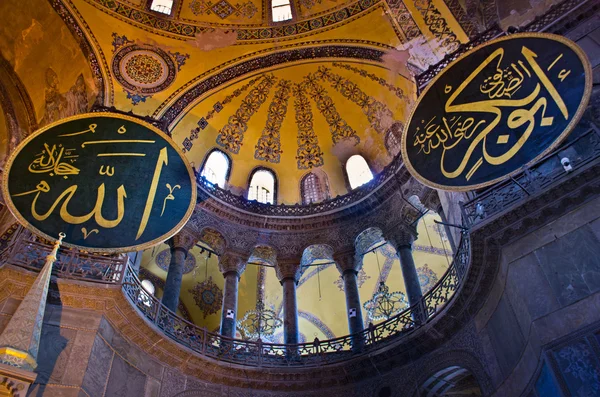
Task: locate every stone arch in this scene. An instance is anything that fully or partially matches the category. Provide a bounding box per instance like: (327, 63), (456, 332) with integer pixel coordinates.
(198, 227), (227, 255)
(248, 244), (277, 267)
(355, 227), (385, 256)
(410, 350), (493, 397)
(300, 244), (334, 268)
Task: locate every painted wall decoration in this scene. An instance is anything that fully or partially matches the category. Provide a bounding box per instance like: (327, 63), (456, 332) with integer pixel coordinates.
(189, 0), (258, 19)
(183, 76), (261, 153)
(2, 113), (196, 252)
(413, 0), (460, 52)
(332, 62), (407, 100)
(216, 74), (277, 154)
(189, 276), (223, 318)
(316, 66), (394, 135)
(417, 263), (438, 292)
(111, 33), (190, 105)
(40, 69), (89, 127)
(304, 73), (359, 145)
(402, 33), (592, 191)
(156, 248), (197, 274)
(294, 84), (324, 169)
(254, 80), (292, 163)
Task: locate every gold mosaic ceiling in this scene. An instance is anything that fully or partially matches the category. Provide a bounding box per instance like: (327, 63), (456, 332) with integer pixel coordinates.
(2, 0), (474, 203)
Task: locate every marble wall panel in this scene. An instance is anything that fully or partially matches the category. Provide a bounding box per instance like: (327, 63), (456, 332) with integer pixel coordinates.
(104, 353), (147, 397)
(534, 227), (600, 306)
(506, 253), (560, 335)
(81, 336), (114, 397)
(486, 296), (526, 377)
(34, 324), (75, 384)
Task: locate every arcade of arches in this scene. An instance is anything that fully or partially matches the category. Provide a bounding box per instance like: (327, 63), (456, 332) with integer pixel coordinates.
(1, 0), (600, 396)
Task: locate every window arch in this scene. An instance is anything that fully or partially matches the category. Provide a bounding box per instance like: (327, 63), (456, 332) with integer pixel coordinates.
(271, 0), (293, 22)
(148, 0), (174, 14)
(301, 172), (328, 204)
(200, 149), (231, 188)
(248, 168), (277, 204)
(346, 155), (373, 189)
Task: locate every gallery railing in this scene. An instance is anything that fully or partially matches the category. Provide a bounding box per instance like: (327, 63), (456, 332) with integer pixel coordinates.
(121, 233), (470, 367)
(195, 156), (404, 217)
(0, 228), (127, 283)
(461, 125), (600, 227)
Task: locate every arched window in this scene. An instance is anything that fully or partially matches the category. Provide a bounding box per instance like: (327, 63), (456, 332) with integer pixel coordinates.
(301, 173), (327, 204)
(346, 155), (373, 189)
(201, 150), (230, 188)
(149, 0), (174, 14)
(248, 168), (276, 204)
(271, 0), (292, 22)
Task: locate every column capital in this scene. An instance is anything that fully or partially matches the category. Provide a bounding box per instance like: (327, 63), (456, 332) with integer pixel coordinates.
(333, 251), (360, 275)
(167, 229), (198, 251)
(218, 252), (247, 277)
(384, 228), (416, 250)
(275, 260), (303, 283)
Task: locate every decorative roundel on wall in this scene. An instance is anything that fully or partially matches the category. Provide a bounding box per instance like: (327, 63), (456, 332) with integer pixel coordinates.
(156, 248), (197, 274)
(112, 45), (177, 94)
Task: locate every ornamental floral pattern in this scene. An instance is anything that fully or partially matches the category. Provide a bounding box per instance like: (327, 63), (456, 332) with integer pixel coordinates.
(294, 84), (324, 169)
(183, 76), (260, 153)
(189, 276), (223, 318)
(417, 263), (439, 292)
(303, 74), (359, 145)
(385, 0), (421, 40)
(316, 66), (394, 135)
(190, 0), (258, 19)
(254, 80), (292, 163)
(216, 74), (277, 154)
(334, 268), (370, 291)
(332, 62), (406, 100)
(413, 0), (460, 52)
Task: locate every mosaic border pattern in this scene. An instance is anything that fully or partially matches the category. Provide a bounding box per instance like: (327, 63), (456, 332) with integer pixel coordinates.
(83, 0), (380, 42)
(158, 45), (386, 126)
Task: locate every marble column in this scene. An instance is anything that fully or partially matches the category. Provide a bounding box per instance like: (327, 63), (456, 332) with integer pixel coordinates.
(276, 262), (303, 345)
(334, 251), (364, 335)
(335, 251), (365, 350)
(386, 229), (426, 323)
(162, 230), (197, 313)
(218, 252), (247, 338)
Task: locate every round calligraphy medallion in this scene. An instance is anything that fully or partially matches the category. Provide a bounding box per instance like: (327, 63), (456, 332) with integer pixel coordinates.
(1, 113), (197, 253)
(402, 33), (592, 191)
